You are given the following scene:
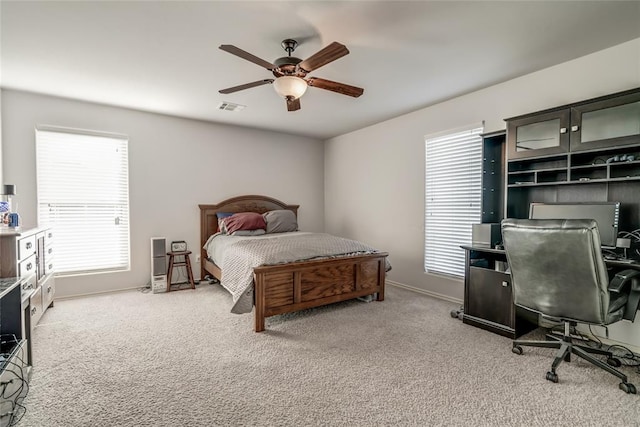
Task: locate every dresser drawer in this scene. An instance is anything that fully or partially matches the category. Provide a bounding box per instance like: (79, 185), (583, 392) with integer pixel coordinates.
(45, 257), (55, 276)
(44, 244), (54, 260)
(20, 274), (37, 297)
(29, 287), (43, 326)
(18, 254), (37, 278)
(42, 274), (55, 310)
(18, 235), (36, 260)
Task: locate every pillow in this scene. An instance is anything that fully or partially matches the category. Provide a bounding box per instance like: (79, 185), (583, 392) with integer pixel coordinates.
(223, 212), (266, 235)
(216, 212), (234, 233)
(263, 210), (298, 233)
(231, 229), (266, 237)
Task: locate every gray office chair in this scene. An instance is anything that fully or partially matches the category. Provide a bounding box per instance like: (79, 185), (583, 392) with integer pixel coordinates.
(501, 218), (640, 394)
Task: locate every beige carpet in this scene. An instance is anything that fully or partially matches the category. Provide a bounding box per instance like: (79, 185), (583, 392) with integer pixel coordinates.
(16, 284), (640, 426)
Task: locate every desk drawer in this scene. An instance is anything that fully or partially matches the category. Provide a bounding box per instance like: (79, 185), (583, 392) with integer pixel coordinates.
(18, 236), (36, 260)
(467, 267), (514, 328)
(18, 254), (37, 278)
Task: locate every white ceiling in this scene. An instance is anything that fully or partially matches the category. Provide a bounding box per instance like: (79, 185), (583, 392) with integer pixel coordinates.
(1, 1), (639, 140)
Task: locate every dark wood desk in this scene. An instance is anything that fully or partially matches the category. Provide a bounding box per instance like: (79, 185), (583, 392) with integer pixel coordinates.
(460, 245), (640, 339)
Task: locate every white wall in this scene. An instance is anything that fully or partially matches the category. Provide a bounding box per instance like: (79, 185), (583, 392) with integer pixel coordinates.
(1, 90), (324, 298)
(0, 89), (3, 189)
(0, 2), (3, 188)
(324, 39), (640, 346)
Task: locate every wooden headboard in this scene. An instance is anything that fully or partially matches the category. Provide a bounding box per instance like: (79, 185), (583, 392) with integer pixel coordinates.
(199, 195), (299, 273)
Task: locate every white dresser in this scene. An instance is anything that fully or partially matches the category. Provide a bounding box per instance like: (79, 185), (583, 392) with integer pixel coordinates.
(0, 227), (55, 328)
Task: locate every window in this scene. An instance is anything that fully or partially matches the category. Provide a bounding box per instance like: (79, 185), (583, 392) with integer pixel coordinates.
(425, 125), (483, 277)
(36, 127), (130, 275)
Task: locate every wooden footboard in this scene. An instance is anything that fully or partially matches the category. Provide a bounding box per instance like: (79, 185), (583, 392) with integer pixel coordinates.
(252, 252), (387, 332)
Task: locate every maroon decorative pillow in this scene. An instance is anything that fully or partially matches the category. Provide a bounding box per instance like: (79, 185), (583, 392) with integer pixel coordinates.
(222, 212), (266, 235)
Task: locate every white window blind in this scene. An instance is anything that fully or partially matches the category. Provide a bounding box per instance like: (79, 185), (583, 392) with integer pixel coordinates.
(36, 127), (130, 275)
(425, 125), (483, 277)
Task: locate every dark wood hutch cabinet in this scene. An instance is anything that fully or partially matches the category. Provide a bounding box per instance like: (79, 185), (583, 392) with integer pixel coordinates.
(462, 87), (640, 338)
(505, 87), (640, 230)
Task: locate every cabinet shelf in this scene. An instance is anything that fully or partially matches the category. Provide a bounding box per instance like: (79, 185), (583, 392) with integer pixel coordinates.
(508, 181), (565, 188)
(607, 176), (640, 183)
(508, 166), (567, 174)
(507, 164), (568, 186)
(565, 178), (609, 184)
(570, 163), (607, 170)
(508, 154), (567, 166)
(509, 175), (640, 188)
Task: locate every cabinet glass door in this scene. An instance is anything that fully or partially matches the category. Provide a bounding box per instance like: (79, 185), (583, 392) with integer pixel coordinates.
(516, 119), (561, 151)
(507, 110), (570, 159)
(570, 90), (640, 151)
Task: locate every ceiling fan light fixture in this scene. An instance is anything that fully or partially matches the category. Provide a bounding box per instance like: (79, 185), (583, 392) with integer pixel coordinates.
(273, 76), (308, 100)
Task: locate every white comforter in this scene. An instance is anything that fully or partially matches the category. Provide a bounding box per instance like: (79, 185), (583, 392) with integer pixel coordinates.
(204, 232), (390, 314)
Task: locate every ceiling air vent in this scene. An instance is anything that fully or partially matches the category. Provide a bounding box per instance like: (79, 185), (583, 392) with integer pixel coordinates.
(217, 102), (246, 112)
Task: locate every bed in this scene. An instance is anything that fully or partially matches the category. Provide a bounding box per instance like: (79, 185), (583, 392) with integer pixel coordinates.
(199, 195), (389, 332)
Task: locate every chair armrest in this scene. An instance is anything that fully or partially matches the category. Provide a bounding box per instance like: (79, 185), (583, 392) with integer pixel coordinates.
(609, 269), (640, 322)
(608, 269), (640, 293)
(624, 286), (640, 322)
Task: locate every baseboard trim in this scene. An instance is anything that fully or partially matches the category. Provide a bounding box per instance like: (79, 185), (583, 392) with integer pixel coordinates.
(54, 286), (143, 301)
(387, 280), (463, 305)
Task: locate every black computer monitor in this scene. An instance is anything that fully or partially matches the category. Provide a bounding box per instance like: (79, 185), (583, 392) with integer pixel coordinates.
(529, 202), (621, 249)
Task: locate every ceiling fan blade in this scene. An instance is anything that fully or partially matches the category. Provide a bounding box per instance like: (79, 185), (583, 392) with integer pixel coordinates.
(306, 77), (364, 98)
(219, 79), (274, 94)
(219, 45), (276, 70)
(298, 42), (349, 73)
(286, 97), (301, 112)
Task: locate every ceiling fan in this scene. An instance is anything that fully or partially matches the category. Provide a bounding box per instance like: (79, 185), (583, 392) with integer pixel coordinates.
(218, 39), (364, 111)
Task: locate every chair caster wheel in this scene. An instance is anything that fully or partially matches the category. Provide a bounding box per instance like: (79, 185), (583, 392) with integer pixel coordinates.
(512, 345), (523, 355)
(450, 309), (459, 318)
(607, 357), (622, 367)
(546, 371), (558, 383)
(619, 382), (637, 394)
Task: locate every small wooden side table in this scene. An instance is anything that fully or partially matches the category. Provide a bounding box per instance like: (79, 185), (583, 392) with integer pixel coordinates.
(166, 251), (195, 292)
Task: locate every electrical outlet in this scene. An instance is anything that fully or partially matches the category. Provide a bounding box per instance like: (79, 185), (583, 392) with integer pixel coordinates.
(196, 255), (201, 263)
